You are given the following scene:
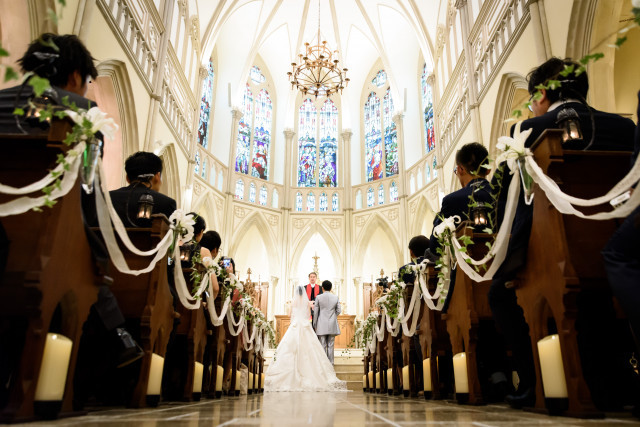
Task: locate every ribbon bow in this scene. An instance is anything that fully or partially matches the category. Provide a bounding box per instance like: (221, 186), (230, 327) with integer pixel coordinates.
(433, 215), (461, 237)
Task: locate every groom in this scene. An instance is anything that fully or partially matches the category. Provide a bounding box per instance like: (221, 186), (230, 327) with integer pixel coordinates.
(313, 280), (341, 364)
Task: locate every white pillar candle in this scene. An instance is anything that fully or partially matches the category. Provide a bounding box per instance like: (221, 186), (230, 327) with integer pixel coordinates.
(423, 358), (432, 392)
(192, 362), (203, 393)
(368, 371), (373, 389)
(249, 373), (254, 390)
(234, 371), (240, 391)
(147, 353), (164, 395)
(260, 373), (265, 388)
(386, 368), (393, 390)
(375, 372), (380, 389)
(215, 365), (224, 392)
(537, 334), (568, 398)
(34, 333), (73, 401)
(402, 365), (410, 391)
(452, 352), (469, 393)
(363, 374), (367, 388)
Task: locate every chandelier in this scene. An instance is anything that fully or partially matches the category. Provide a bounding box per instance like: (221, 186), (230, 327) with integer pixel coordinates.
(287, 1), (349, 98)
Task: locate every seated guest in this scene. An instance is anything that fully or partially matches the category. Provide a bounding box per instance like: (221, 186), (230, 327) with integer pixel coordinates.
(401, 235), (430, 284)
(199, 230), (221, 299)
(180, 213), (205, 267)
(428, 142), (492, 256)
(490, 57), (636, 409)
(109, 152), (177, 227)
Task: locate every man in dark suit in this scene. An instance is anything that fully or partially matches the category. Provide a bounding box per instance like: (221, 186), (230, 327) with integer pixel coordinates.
(490, 57), (636, 409)
(109, 151), (177, 226)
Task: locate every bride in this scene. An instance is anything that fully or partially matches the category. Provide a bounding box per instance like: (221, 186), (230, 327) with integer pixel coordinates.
(264, 286), (347, 392)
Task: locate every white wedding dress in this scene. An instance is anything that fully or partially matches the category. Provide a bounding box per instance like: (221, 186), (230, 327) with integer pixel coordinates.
(264, 286), (347, 392)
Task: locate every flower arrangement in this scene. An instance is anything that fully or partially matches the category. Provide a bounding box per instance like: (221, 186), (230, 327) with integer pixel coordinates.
(355, 312), (379, 350)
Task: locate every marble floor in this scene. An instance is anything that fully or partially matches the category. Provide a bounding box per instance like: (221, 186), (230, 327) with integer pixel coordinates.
(15, 392), (640, 427)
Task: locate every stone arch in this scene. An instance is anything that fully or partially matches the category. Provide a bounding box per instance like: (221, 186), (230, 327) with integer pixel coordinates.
(410, 195), (437, 238)
(289, 219), (344, 279)
(353, 213), (402, 278)
(191, 191), (221, 233)
(156, 142), (181, 207)
(488, 72), (530, 159)
(229, 211), (280, 273)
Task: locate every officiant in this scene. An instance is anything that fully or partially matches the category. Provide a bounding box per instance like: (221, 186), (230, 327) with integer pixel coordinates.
(305, 272), (322, 301)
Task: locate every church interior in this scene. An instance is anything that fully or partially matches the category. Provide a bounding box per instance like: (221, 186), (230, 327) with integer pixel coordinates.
(1, 0), (640, 425)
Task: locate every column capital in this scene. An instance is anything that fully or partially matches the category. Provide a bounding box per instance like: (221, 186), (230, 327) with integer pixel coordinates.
(231, 107), (243, 120)
(392, 112), (405, 124)
(426, 73), (436, 86)
(198, 66), (208, 79)
(341, 129), (353, 139)
(454, 0), (467, 10)
(283, 128), (296, 140)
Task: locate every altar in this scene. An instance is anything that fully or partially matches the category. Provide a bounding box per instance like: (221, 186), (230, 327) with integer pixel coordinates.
(275, 314), (356, 348)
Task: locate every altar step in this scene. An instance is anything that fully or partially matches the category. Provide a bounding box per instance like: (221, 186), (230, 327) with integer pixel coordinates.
(263, 349), (365, 391)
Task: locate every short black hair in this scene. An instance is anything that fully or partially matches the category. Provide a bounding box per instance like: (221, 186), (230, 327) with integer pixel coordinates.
(125, 152), (163, 182)
(200, 230), (221, 252)
(18, 33), (98, 88)
(188, 212), (206, 236)
(455, 142), (489, 177)
(527, 57), (588, 104)
(322, 280), (332, 291)
(408, 235), (430, 258)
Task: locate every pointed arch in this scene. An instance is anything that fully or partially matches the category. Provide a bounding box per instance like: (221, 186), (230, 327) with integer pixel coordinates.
(191, 191), (221, 233)
(229, 211), (280, 273)
(410, 195), (437, 237)
(156, 142), (181, 207)
(353, 213), (402, 277)
(289, 220), (344, 278)
(489, 72), (530, 159)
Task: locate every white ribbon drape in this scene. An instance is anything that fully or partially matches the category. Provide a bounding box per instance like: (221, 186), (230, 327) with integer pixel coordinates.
(0, 141), (86, 217)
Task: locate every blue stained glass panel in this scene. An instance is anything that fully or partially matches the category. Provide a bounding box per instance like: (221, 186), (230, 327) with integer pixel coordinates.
(372, 70), (387, 87)
(433, 156), (438, 178)
(422, 63), (436, 153)
(378, 184), (385, 205)
(319, 99), (338, 187)
(201, 158), (207, 179)
(365, 92), (383, 182)
(367, 187), (374, 207)
(249, 182), (256, 203)
(319, 193), (328, 212)
(384, 88), (398, 177)
(259, 186), (267, 206)
(297, 99), (317, 187)
(426, 164), (431, 182)
(235, 84), (253, 174)
(250, 65), (266, 84)
(251, 89), (272, 180)
(390, 181), (398, 202)
(194, 151), (200, 174)
(307, 192), (315, 212)
(296, 192), (302, 212)
(235, 180), (244, 200)
(197, 60), (214, 149)
(332, 193), (339, 212)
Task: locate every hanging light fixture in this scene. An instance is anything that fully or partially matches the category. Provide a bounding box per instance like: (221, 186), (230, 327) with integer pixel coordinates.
(137, 193), (155, 219)
(287, 0), (349, 98)
(556, 107), (583, 144)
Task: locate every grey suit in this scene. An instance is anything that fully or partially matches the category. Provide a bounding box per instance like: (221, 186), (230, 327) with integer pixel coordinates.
(313, 292), (341, 364)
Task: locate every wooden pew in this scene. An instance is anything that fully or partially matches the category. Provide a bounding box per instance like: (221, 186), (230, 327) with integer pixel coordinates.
(201, 293), (225, 399)
(382, 321), (402, 395)
(0, 120), (99, 422)
(99, 215), (177, 408)
(515, 130), (632, 416)
(400, 283), (422, 398)
(375, 315), (388, 394)
(223, 308), (244, 396)
(442, 222), (494, 405)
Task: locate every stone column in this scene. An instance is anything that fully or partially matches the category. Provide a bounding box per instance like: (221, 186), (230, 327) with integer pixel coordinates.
(528, 0), (552, 62)
(73, 0), (95, 41)
(393, 112), (409, 259)
(222, 108), (243, 254)
(142, 0), (175, 151)
(182, 65), (208, 210)
(353, 277), (362, 321)
(455, 0), (483, 145)
(341, 129), (353, 313)
(280, 129), (295, 314)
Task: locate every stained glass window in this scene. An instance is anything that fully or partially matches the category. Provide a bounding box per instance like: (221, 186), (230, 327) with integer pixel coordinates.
(332, 193), (339, 212)
(426, 164), (431, 183)
(319, 193), (328, 212)
(365, 92), (382, 182)
(235, 179), (244, 199)
(383, 88), (398, 177)
(422, 63), (436, 153)
(259, 185), (267, 206)
(319, 100), (338, 187)
(235, 84), (252, 174)
(250, 65), (266, 84)
(295, 192), (302, 212)
(194, 151), (200, 174)
(251, 89), (272, 180)
(197, 60), (214, 149)
(378, 184), (385, 205)
(390, 181), (398, 202)
(249, 182), (256, 203)
(297, 99), (317, 187)
(307, 192), (315, 212)
(433, 156), (438, 178)
(367, 187), (374, 207)
(201, 158), (207, 179)
(372, 70), (387, 87)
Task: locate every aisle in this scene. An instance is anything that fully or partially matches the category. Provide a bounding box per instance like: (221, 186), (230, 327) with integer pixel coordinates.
(13, 392), (640, 426)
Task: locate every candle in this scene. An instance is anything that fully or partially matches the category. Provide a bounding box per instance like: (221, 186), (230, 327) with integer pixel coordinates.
(452, 352), (469, 393)
(368, 371), (373, 391)
(423, 358), (432, 392)
(249, 373), (254, 391)
(34, 333), (73, 401)
(261, 373), (265, 389)
(215, 365), (224, 392)
(193, 362), (204, 393)
(386, 368), (393, 390)
(363, 374), (367, 390)
(234, 371), (240, 391)
(537, 334), (568, 398)
(375, 372), (380, 389)
(147, 353), (164, 395)
(402, 365), (409, 391)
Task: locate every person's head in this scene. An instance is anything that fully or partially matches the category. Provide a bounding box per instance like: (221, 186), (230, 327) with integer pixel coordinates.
(408, 235), (430, 260)
(124, 152), (164, 191)
(322, 280), (332, 292)
(188, 213), (206, 242)
(223, 257), (235, 275)
(297, 286), (304, 296)
(454, 142), (489, 187)
(309, 272), (317, 284)
(200, 230), (221, 258)
(18, 33), (98, 96)
(527, 57), (589, 117)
